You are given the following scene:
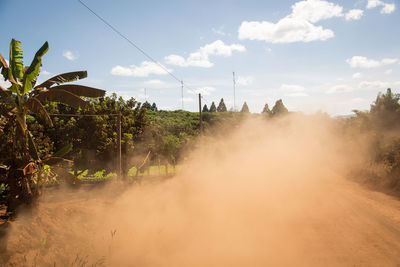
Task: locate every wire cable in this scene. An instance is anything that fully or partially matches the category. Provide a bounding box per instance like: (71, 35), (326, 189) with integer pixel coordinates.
(77, 0), (183, 85)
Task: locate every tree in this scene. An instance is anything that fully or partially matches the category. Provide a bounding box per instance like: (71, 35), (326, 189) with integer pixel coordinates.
(369, 88), (400, 129)
(0, 39), (105, 210)
(143, 101), (152, 110)
(209, 102), (217, 112)
(271, 99), (288, 116)
(151, 102), (158, 111)
(217, 98), (227, 112)
(202, 104), (209, 112)
(240, 102), (249, 113)
(262, 103), (271, 115)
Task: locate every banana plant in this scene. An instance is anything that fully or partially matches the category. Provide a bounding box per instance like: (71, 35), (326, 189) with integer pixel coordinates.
(0, 39), (105, 210)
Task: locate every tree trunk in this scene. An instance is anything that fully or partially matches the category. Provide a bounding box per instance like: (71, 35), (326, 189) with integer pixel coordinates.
(158, 157), (161, 176)
(6, 170), (21, 213)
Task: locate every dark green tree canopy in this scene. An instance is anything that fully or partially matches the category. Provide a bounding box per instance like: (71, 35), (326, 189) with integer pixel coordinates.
(202, 104), (209, 112)
(271, 99), (288, 116)
(143, 101), (152, 110)
(209, 102), (217, 112)
(217, 98), (227, 112)
(262, 103), (271, 115)
(240, 102), (249, 113)
(151, 102), (158, 111)
(368, 88), (400, 129)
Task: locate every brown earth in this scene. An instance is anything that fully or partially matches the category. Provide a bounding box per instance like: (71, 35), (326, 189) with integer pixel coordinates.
(1, 177), (400, 267)
(2, 116), (400, 266)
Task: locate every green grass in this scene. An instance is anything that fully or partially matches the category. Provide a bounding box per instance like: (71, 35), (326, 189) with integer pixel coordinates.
(128, 164), (177, 177)
(68, 165), (178, 183)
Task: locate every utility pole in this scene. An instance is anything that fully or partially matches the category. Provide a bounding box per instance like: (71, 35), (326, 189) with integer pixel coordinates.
(144, 88), (147, 101)
(181, 80), (184, 110)
(233, 72), (236, 111)
(117, 112), (122, 179)
(199, 93), (203, 134)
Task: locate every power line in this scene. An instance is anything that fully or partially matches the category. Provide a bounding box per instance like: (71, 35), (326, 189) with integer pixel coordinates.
(77, 0), (208, 110)
(77, 0), (183, 85)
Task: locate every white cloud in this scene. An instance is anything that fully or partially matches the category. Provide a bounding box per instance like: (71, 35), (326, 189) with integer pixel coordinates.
(238, 17), (334, 44)
(236, 76), (254, 86)
(346, 56), (398, 68)
(41, 70), (51, 75)
(345, 9), (364, 20)
(165, 40), (245, 68)
(187, 86), (216, 96)
(63, 50), (78, 61)
(352, 72), (362, 79)
(110, 61), (172, 77)
(327, 80), (397, 94)
(286, 92), (308, 97)
(183, 97), (195, 103)
(143, 79), (175, 89)
(327, 84), (354, 93)
(290, 0), (343, 23)
(381, 3), (395, 13)
(385, 69), (393, 75)
(358, 80), (390, 89)
(280, 84), (306, 92)
(352, 97), (366, 103)
(238, 0), (361, 44)
(212, 26), (227, 36)
(367, 0), (383, 9)
(366, 0), (396, 14)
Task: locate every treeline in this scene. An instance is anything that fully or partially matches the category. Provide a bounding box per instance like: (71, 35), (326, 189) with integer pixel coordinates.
(202, 98), (289, 116)
(344, 88), (400, 192)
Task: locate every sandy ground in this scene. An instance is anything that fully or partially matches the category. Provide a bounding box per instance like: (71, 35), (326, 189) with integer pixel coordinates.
(1, 177), (400, 267)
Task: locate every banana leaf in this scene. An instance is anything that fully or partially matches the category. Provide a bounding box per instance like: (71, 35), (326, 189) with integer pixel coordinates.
(9, 39), (24, 84)
(27, 130), (39, 161)
(34, 71), (88, 89)
(49, 84), (105, 98)
(36, 89), (89, 109)
(42, 157), (72, 166)
(24, 97), (53, 126)
(22, 42), (49, 94)
(53, 143), (73, 158)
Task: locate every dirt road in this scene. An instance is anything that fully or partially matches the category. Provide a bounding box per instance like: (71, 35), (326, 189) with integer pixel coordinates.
(2, 177), (400, 267)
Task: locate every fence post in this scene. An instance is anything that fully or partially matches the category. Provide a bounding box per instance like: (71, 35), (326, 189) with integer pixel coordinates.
(199, 93), (203, 134)
(117, 112), (122, 179)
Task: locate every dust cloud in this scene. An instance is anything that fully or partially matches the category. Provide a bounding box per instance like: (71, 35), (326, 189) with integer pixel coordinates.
(4, 113), (400, 266)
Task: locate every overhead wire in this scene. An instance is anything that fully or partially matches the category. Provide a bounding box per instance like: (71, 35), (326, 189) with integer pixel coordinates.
(77, 0), (183, 85)
(77, 0), (219, 109)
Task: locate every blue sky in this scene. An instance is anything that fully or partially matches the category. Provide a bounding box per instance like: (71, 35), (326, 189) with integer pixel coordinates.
(1, 0), (399, 115)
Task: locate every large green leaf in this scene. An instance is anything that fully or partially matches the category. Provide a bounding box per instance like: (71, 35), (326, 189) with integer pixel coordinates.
(9, 39), (24, 86)
(36, 89), (89, 109)
(53, 143), (73, 157)
(24, 97), (53, 126)
(27, 130), (39, 161)
(34, 71), (88, 89)
(22, 42), (49, 94)
(49, 84), (105, 98)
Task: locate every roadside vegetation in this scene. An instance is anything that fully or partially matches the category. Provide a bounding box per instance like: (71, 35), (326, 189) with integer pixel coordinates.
(1, 38), (400, 218)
